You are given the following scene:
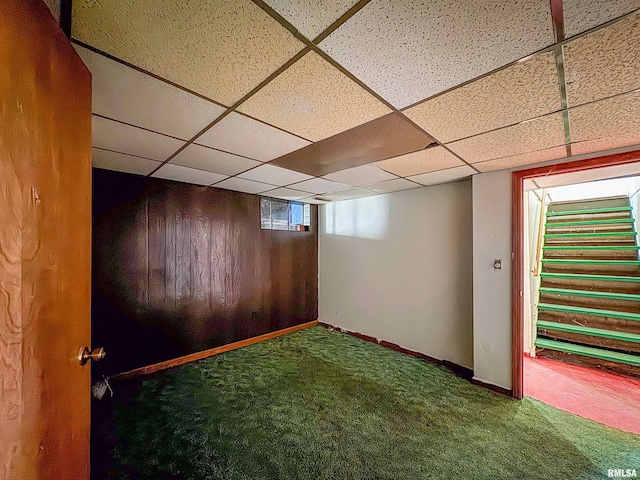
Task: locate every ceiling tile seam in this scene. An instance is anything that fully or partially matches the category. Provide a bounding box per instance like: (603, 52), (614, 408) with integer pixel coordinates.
(172, 141), (268, 163)
(92, 146), (163, 163)
(312, 0), (373, 44)
(470, 142), (569, 167)
(70, 39), (229, 109)
(549, 0), (572, 159)
(304, 46), (482, 174)
(92, 113), (192, 142)
(227, 111), (313, 143)
(398, 7), (640, 114)
(148, 48), (311, 177)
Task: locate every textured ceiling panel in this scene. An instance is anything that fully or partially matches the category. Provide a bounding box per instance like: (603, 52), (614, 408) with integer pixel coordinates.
(72, 0), (305, 106)
(473, 145), (567, 173)
(571, 138), (640, 156)
(365, 178), (421, 194)
(238, 164), (313, 185)
(570, 91), (640, 143)
(319, 0), (555, 108)
(374, 146), (465, 177)
(263, 187), (312, 200)
(92, 115), (185, 161)
(237, 51), (391, 141)
(323, 164), (397, 186)
(151, 164), (228, 186)
(403, 52), (560, 143)
(408, 165), (476, 186)
(213, 177), (276, 194)
(92, 148), (161, 176)
(196, 112), (310, 161)
(564, 13), (640, 107)
(270, 113), (432, 176)
(287, 178), (349, 194)
(170, 144), (260, 176)
(263, 0), (359, 39)
(74, 45), (225, 140)
(563, 0), (640, 38)
(446, 113), (566, 164)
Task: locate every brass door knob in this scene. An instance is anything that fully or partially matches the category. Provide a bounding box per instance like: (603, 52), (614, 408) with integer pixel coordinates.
(78, 346), (106, 366)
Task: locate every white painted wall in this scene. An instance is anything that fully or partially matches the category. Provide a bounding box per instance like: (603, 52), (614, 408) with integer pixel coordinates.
(318, 180), (474, 369)
(472, 170), (513, 390)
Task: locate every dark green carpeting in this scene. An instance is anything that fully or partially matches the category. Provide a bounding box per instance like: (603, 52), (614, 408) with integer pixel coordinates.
(100, 326), (640, 479)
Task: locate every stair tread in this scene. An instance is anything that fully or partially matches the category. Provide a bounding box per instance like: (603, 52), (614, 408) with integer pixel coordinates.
(537, 320), (640, 343)
(535, 338), (640, 366)
(545, 232), (636, 238)
(539, 287), (640, 301)
(542, 259), (640, 265)
(546, 218), (634, 227)
(538, 302), (640, 321)
(547, 206), (632, 217)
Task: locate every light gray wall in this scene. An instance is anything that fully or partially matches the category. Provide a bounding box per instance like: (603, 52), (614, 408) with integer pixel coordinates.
(318, 180), (474, 369)
(472, 170), (513, 389)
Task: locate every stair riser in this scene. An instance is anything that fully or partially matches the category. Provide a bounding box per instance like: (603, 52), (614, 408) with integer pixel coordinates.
(545, 225), (635, 233)
(545, 239), (637, 246)
(540, 278), (640, 293)
(537, 311), (640, 334)
(542, 264), (640, 275)
(543, 251), (639, 259)
(547, 212), (632, 222)
(535, 350), (640, 378)
(538, 330), (640, 354)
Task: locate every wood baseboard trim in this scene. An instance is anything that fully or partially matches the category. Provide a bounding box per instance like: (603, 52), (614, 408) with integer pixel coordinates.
(112, 320), (319, 381)
(319, 322), (474, 381)
(471, 378), (512, 397)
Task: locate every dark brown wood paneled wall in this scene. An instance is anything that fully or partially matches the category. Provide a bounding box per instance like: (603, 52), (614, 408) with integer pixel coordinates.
(92, 168), (318, 377)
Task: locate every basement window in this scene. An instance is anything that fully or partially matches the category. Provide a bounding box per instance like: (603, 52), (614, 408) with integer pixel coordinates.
(260, 197), (311, 231)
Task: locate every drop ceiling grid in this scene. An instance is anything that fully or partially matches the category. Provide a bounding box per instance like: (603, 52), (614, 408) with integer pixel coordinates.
(71, 0), (306, 106)
(77, 2), (640, 199)
(563, 0), (640, 38)
(237, 50), (392, 141)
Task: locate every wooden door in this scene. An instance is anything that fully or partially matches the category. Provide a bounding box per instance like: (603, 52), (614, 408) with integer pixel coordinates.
(0, 1), (92, 479)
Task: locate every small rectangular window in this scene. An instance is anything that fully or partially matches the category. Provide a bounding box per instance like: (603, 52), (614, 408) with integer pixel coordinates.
(260, 197), (311, 231)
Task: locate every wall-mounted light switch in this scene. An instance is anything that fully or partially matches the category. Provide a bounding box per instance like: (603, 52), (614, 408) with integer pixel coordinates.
(494, 259), (502, 270)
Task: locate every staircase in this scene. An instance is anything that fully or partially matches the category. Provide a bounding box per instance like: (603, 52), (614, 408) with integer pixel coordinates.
(535, 195), (640, 378)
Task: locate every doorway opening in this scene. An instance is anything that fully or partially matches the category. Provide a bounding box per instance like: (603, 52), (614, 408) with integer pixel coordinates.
(513, 151), (640, 434)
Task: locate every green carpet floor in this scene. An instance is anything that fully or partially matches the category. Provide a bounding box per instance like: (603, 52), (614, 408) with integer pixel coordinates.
(101, 326), (640, 479)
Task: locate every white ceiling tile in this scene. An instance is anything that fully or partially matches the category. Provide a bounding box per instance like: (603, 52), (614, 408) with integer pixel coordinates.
(323, 164), (397, 186)
(151, 164), (228, 186)
(238, 164), (313, 185)
(237, 51), (391, 141)
(287, 178), (349, 194)
(213, 177), (276, 194)
(320, 0), (555, 108)
(563, 0), (640, 38)
(72, 0), (305, 106)
(263, 0), (359, 39)
(446, 113), (566, 164)
(170, 144), (260, 176)
(564, 13), (640, 107)
(263, 187), (312, 200)
(323, 187), (376, 200)
(92, 115), (184, 161)
(403, 52), (561, 143)
(364, 178), (421, 194)
(92, 148), (161, 176)
(473, 145), (568, 173)
(196, 112), (311, 161)
(374, 146), (464, 176)
(74, 45), (226, 140)
(408, 165), (476, 186)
